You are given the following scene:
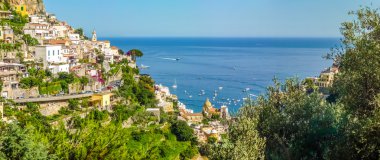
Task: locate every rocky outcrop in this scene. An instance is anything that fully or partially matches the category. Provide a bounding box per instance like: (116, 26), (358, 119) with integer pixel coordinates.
(3, 0), (45, 14)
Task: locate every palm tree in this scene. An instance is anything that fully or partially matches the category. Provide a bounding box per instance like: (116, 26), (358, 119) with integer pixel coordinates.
(127, 49), (143, 62)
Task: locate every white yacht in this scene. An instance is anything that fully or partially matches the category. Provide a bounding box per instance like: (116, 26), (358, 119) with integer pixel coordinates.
(172, 79), (177, 89)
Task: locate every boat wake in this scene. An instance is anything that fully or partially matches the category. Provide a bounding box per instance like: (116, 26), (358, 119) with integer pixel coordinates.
(161, 57), (181, 61)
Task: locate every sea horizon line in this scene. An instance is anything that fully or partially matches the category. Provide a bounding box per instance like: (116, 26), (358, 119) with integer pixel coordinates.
(98, 36), (342, 39)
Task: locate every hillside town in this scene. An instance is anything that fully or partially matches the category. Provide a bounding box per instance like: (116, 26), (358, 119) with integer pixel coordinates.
(0, 1), (232, 145)
(0, 1), (136, 116)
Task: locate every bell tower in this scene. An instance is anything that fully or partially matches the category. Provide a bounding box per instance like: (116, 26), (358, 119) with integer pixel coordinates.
(92, 30), (97, 42)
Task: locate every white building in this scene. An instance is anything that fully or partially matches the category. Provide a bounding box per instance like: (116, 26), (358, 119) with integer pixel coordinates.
(24, 23), (51, 40)
(29, 15), (46, 24)
(104, 46), (119, 64)
(35, 45), (67, 68)
(68, 34), (80, 44)
(48, 63), (70, 74)
(51, 25), (69, 38)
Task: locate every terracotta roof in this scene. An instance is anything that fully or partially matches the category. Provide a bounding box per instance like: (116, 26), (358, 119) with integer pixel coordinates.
(29, 23), (49, 27)
(46, 39), (69, 45)
(185, 113), (203, 117)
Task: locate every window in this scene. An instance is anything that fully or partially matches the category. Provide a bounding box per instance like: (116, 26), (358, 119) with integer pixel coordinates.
(48, 50), (50, 56)
(58, 50), (60, 55)
(53, 50), (55, 56)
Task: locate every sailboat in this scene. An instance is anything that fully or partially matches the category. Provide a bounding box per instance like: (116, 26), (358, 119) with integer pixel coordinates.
(172, 79), (177, 89)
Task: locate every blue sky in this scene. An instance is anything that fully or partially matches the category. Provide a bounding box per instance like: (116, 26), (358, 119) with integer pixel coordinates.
(44, 0), (380, 38)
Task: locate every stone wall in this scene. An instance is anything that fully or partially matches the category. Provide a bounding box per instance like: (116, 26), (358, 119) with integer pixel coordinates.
(39, 101), (68, 116)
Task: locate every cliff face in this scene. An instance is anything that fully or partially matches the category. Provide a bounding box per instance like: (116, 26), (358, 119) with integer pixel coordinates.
(5, 0), (45, 14)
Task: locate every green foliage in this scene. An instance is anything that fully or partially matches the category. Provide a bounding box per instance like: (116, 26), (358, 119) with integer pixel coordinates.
(0, 80), (3, 92)
(118, 49), (124, 55)
(0, 42), (22, 52)
(39, 82), (62, 95)
(97, 54), (105, 64)
(0, 123), (50, 160)
(112, 104), (142, 122)
(171, 120), (197, 145)
(117, 66), (156, 106)
(207, 137), (217, 144)
(207, 79), (341, 160)
(326, 7), (380, 159)
(26, 103), (39, 113)
(80, 98), (90, 108)
(303, 78), (318, 93)
(22, 34), (39, 46)
(19, 77), (39, 89)
(0, 11), (28, 35)
(58, 107), (72, 115)
(128, 49), (144, 61)
(330, 7), (380, 117)
(57, 72), (76, 84)
(68, 99), (80, 110)
(74, 28), (84, 37)
(79, 76), (89, 89)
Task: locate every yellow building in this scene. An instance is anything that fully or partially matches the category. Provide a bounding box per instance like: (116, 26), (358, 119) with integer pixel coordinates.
(90, 92), (114, 110)
(14, 4), (28, 16)
(202, 98), (219, 118)
(183, 112), (203, 123)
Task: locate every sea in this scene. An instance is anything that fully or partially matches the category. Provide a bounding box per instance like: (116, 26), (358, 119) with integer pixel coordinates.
(103, 37), (340, 113)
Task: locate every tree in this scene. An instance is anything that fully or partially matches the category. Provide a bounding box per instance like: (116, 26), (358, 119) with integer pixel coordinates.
(208, 79), (341, 160)
(206, 118), (266, 160)
(79, 76), (89, 90)
(68, 99), (80, 110)
(22, 34), (39, 46)
(302, 78), (318, 94)
(170, 120), (196, 144)
(97, 54), (105, 64)
(20, 77), (40, 97)
(118, 49), (125, 55)
(0, 123), (50, 160)
(327, 7), (380, 159)
(330, 7), (380, 117)
(127, 49), (143, 62)
(57, 72), (75, 84)
(74, 28), (84, 37)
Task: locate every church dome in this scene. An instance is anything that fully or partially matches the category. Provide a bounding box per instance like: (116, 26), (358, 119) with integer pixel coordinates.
(203, 98), (212, 108)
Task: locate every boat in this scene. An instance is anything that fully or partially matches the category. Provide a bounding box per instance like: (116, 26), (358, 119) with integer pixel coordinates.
(198, 90), (206, 96)
(172, 79), (177, 89)
(140, 64), (150, 69)
(189, 95), (193, 98)
(162, 57), (181, 61)
(219, 87), (223, 90)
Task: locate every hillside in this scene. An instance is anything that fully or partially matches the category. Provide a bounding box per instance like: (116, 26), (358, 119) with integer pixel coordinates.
(0, 0), (45, 14)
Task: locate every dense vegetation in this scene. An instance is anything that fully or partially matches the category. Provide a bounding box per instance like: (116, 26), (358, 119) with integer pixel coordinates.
(203, 7), (380, 160)
(0, 60), (198, 159)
